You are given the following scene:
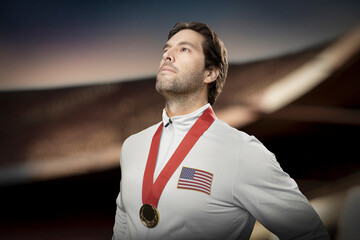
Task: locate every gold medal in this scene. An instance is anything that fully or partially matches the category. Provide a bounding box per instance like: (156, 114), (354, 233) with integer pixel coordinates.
(139, 204), (159, 228)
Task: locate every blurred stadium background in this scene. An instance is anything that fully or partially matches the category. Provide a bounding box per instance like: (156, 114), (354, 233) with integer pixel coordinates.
(0, 1), (359, 239)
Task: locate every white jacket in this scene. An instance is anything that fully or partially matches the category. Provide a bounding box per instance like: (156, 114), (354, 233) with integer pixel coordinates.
(113, 104), (329, 240)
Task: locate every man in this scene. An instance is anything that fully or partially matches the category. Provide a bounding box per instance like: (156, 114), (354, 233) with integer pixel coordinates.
(113, 22), (329, 240)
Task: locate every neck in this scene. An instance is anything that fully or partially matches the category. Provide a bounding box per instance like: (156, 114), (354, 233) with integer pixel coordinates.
(165, 95), (208, 118)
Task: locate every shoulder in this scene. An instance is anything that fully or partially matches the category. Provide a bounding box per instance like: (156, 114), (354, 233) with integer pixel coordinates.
(212, 120), (284, 184)
(211, 118), (275, 163)
(122, 122), (161, 153)
(210, 118), (250, 141)
(211, 119), (268, 148)
(120, 122), (161, 168)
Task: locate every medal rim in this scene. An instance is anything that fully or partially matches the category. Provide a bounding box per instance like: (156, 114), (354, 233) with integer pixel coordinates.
(139, 204), (159, 228)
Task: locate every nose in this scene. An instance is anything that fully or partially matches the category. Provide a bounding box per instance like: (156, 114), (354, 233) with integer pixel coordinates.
(163, 49), (174, 62)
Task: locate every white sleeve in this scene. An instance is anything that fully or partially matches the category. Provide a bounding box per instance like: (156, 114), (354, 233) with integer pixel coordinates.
(112, 188), (128, 240)
(113, 147), (128, 240)
(233, 136), (330, 239)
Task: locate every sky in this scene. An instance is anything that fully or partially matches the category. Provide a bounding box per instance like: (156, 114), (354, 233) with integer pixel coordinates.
(0, 0), (359, 90)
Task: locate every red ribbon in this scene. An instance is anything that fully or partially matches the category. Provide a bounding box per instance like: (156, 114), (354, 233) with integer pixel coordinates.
(142, 107), (216, 208)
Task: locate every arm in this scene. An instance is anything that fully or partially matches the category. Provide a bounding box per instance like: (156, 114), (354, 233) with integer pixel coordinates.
(113, 147), (128, 240)
(234, 136), (330, 239)
(112, 188), (128, 240)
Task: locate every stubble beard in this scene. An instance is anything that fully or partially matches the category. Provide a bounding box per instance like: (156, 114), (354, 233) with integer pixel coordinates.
(156, 69), (204, 100)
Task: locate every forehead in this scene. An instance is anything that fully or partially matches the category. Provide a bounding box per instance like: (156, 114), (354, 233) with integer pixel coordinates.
(166, 29), (205, 48)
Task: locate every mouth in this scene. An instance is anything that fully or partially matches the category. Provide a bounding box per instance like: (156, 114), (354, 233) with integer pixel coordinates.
(159, 65), (176, 73)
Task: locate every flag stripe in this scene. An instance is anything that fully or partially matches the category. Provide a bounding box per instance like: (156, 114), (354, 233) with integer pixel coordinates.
(196, 171), (212, 179)
(178, 179), (211, 190)
(177, 182), (210, 192)
(193, 176), (212, 184)
(177, 167), (213, 195)
(180, 177), (211, 187)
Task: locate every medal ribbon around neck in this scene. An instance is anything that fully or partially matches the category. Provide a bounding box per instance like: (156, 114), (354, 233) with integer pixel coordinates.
(142, 106), (216, 208)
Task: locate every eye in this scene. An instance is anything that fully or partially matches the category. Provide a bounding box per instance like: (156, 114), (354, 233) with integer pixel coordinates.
(181, 47), (189, 52)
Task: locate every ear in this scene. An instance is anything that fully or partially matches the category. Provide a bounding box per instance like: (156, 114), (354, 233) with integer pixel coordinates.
(204, 68), (219, 84)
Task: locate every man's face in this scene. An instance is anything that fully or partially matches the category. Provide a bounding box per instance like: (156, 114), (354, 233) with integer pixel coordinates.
(156, 29), (206, 97)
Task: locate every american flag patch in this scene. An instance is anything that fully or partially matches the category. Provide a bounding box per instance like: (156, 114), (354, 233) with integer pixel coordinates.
(177, 167), (213, 195)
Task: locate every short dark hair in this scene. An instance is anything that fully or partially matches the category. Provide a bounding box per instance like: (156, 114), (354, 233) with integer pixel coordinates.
(168, 22), (228, 105)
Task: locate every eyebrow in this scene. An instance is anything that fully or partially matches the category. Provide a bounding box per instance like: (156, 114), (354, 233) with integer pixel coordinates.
(163, 41), (198, 50)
